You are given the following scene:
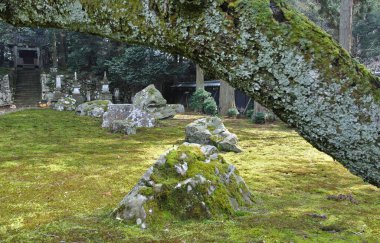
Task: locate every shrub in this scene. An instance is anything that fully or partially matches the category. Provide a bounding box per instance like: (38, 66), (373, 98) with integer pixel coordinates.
(253, 112), (266, 124)
(246, 109), (254, 119)
(203, 97), (218, 115)
(189, 89), (218, 115)
(189, 89), (212, 112)
(227, 108), (239, 118)
(265, 113), (277, 122)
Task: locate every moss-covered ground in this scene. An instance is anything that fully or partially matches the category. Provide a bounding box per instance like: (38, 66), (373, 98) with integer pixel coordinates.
(0, 109), (379, 242)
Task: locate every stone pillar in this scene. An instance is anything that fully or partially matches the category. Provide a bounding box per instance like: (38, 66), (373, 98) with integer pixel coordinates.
(99, 71), (112, 101)
(0, 75), (12, 106)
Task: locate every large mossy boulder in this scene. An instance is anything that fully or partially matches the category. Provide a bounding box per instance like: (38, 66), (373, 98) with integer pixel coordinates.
(112, 143), (252, 229)
(185, 117), (242, 153)
(132, 85), (185, 119)
(76, 100), (112, 117)
(133, 84), (167, 110)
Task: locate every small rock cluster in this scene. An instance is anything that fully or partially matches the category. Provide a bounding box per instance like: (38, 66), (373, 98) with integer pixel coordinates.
(113, 142), (252, 229)
(76, 100), (112, 117)
(185, 117), (242, 153)
(53, 96), (77, 111)
(102, 85), (184, 134)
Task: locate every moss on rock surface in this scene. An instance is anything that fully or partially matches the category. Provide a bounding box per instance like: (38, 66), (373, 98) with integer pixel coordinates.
(0, 0), (379, 186)
(112, 143), (253, 228)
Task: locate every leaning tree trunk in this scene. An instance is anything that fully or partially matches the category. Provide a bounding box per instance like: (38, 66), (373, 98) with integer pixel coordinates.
(219, 80), (236, 116)
(0, 0), (379, 186)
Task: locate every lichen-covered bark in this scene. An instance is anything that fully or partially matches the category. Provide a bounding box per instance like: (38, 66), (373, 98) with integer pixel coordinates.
(1, 0), (379, 186)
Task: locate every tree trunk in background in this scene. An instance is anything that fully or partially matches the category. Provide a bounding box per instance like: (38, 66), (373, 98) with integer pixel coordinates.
(0, 43), (4, 66)
(58, 31), (67, 70)
(339, 0), (354, 52)
(195, 64), (204, 90)
(51, 32), (58, 68)
(1, 0), (380, 186)
(219, 80), (236, 115)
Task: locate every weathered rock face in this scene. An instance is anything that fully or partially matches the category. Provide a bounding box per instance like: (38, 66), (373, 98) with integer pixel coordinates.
(186, 117), (242, 153)
(133, 84), (167, 110)
(102, 104), (155, 131)
(53, 96), (76, 111)
(111, 120), (137, 135)
(113, 143), (253, 229)
(146, 104), (185, 120)
(76, 100), (112, 118)
(0, 75), (12, 106)
(126, 107), (155, 128)
(102, 104), (134, 128)
(132, 85), (184, 119)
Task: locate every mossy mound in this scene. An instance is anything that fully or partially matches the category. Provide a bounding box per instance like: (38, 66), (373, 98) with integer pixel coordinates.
(112, 143), (253, 229)
(76, 100), (112, 117)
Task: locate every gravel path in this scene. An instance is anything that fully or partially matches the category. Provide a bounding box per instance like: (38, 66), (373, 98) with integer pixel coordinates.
(0, 107), (36, 116)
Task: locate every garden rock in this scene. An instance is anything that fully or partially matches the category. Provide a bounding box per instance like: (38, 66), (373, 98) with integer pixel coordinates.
(132, 85), (184, 119)
(185, 117), (242, 153)
(111, 120), (137, 135)
(112, 143), (253, 229)
(102, 104), (155, 130)
(133, 84), (167, 109)
(53, 96), (77, 111)
(76, 100), (112, 117)
(102, 104), (134, 128)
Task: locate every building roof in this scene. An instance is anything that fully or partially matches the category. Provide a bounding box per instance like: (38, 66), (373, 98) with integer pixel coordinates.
(374, 71), (380, 77)
(171, 80), (221, 88)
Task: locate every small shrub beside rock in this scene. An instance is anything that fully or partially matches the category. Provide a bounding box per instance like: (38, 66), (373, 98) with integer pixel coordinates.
(189, 89), (218, 115)
(227, 108), (239, 118)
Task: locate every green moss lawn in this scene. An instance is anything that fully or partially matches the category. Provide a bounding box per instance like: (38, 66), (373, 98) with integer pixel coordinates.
(0, 109), (379, 242)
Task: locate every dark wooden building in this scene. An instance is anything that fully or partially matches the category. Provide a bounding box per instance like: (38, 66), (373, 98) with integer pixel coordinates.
(168, 80), (251, 112)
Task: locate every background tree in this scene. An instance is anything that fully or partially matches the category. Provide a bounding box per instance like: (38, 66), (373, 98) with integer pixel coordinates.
(195, 64), (204, 90)
(219, 80), (236, 116)
(339, 0), (354, 52)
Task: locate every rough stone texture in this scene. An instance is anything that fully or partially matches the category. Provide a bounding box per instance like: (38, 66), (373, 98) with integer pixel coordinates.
(0, 75), (12, 106)
(133, 84), (167, 110)
(186, 117), (242, 153)
(53, 96), (77, 111)
(76, 100), (112, 118)
(112, 143), (253, 228)
(146, 104), (185, 120)
(102, 104), (134, 128)
(133, 85), (184, 119)
(102, 104), (155, 129)
(1, 1), (380, 185)
(41, 73), (54, 102)
(111, 120), (137, 135)
(125, 107), (155, 128)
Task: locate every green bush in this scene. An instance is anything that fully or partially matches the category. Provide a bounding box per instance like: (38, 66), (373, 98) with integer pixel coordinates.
(189, 89), (212, 112)
(203, 97), (218, 115)
(246, 109), (254, 119)
(189, 89), (218, 115)
(227, 108), (239, 118)
(253, 112), (266, 124)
